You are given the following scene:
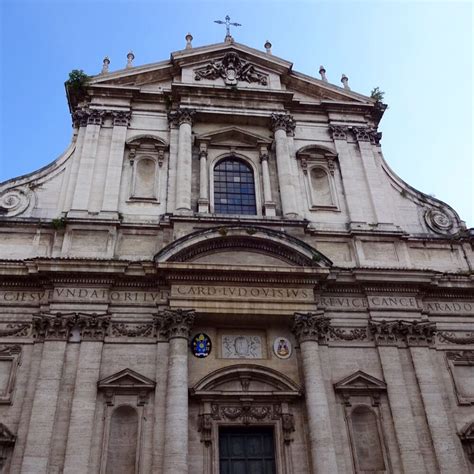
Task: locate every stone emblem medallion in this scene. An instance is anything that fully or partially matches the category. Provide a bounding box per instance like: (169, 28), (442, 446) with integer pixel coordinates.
(273, 337), (292, 359)
(191, 333), (212, 358)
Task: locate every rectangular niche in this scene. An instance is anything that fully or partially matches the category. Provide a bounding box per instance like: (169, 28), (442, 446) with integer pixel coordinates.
(446, 351), (474, 405)
(219, 330), (267, 359)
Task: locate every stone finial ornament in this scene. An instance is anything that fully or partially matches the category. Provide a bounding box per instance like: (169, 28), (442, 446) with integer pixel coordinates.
(319, 65), (328, 82)
(101, 56), (110, 74)
(185, 33), (193, 49)
(126, 51), (135, 68)
(264, 40), (272, 54)
(341, 74), (350, 90)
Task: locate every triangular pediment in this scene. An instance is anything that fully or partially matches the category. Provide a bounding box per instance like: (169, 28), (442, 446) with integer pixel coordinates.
(98, 368), (156, 391)
(87, 41), (373, 105)
(334, 370), (387, 393)
(196, 127), (272, 147)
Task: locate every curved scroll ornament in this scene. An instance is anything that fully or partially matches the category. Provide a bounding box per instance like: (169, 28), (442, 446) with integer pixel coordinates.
(0, 188), (31, 216)
(425, 209), (454, 234)
(439, 332), (474, 345)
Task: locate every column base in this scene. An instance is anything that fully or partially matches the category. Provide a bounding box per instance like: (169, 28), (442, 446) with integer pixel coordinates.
(198, 199), (209, 214)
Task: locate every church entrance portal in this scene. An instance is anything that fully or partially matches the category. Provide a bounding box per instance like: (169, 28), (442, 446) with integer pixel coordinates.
(219, 426), (276, 474)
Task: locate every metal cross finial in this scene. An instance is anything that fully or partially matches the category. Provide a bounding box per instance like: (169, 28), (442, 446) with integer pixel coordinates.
(214, 15), (241, 40)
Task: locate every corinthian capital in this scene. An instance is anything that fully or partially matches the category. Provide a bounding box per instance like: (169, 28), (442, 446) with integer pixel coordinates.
(87, 109), (105, 126)
(292, 312), (331, 343)
(72, 110), (89, 128)
(33, 313), (75, 341)
(75, 313), (111, 341)
(112, 110), (132, 127)
(369, 319), (436, 346)
(158, 308), (195, 340)
(328, 125), (348, 141)
(270, 113), (295, 135)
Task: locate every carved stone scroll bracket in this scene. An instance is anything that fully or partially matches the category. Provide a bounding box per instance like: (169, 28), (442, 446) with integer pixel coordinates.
(155, 308), (195, 340)
(292, 312), (331, 344)
(32, 312), (110, 342)
(0, 423), (16, 470)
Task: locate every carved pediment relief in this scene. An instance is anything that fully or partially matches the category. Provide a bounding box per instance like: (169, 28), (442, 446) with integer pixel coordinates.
(194, 52), (268, 86)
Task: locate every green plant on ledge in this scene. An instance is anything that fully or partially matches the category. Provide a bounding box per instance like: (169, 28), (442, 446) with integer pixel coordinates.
(65, 69), (91, 98)
(51, 217), (67, 230)
(370, 87), (385, 102)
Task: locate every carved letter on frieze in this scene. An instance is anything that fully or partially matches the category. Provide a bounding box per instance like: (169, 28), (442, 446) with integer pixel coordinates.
(157, 308), (195, 340)
(292, 312), (331, 343)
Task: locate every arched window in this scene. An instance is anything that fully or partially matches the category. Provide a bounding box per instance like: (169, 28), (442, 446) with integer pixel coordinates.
(213, 158), (256, 215)
(106, 405), (139, 474)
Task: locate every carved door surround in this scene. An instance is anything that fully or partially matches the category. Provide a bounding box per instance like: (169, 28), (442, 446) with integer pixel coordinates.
(190, 364), (302, 474)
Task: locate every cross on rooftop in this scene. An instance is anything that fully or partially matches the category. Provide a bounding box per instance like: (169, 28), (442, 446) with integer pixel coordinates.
(214, 15), (241, 41)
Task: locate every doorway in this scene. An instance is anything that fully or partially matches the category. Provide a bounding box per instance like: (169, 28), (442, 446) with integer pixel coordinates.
(219, 426), (276, 474)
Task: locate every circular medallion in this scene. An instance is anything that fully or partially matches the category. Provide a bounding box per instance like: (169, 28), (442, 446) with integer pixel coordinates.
(273, 337), (292, 359)
(191, 333), (212, 358)
(0, 188), (31, 216)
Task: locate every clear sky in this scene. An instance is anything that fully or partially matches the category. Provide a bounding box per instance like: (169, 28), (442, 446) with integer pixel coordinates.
(1, 0), (472, 226)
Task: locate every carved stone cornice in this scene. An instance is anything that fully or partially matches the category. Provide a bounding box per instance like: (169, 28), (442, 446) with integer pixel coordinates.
(32, 312), (110, 342)
(112, 110), (132, 127)
(328, 125), (348, 141)
(292, 312), (331, 343)
(369, 319), (437, 346)
(157, 308), (195, 340)
(270, 113), (295, 135)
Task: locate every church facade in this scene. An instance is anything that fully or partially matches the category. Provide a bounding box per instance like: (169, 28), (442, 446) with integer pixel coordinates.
(0, 35), (473, 474)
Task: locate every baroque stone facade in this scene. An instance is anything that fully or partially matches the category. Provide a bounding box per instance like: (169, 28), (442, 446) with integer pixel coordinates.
(0, 36), (473, 474)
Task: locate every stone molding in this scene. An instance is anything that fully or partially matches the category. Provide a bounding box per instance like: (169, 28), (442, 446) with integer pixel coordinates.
(292, 312), (331, 343)
(0, 345), (21, 405)
(32, 312), (110, 341)
(369, 319), (436, 346)
(334, 370), (387, 407)
(168, 108), (196, 127)
(156, 308), (195, 340)
(194, 52), (268, 86)
(270, 113), (295, 135)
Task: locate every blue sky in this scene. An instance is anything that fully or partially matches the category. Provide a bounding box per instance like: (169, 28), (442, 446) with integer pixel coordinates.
(1, 0), (472, 226)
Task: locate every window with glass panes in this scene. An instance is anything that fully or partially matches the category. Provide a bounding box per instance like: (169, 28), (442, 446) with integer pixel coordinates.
(214, 159), (257, 215)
